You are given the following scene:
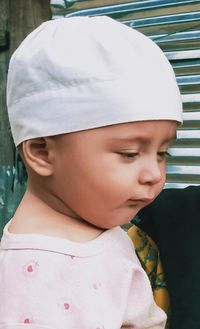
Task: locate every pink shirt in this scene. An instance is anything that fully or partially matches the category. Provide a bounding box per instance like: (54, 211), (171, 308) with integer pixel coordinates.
(0, 221), (166, 329)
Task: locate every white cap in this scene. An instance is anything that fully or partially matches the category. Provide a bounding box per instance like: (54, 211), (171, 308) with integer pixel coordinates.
(7, 16), (183, 146)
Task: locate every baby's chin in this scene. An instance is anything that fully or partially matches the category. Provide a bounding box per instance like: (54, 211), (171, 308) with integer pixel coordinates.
(95, 217), (136, 230)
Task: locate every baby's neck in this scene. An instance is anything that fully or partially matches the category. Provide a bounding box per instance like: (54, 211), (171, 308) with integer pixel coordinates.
(9, 190), (104, 242)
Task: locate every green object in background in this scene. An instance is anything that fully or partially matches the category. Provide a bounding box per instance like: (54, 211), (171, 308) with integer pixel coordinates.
(0, 163), (26, 236)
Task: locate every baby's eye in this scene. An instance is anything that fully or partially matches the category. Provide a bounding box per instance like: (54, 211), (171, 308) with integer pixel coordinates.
(118, 152), (139, 159)
(157, 151), (171, 160)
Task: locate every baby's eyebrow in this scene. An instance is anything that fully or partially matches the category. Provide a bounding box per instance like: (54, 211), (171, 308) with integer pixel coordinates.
(110, 134), (177, 143)
(108, 137), (147, 146)
(162, 133), (177, 145)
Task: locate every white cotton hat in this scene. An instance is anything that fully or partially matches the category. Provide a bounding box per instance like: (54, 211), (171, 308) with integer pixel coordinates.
(7, 16), (183, 146)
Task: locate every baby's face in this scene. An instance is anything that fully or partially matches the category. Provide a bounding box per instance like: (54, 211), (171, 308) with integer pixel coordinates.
(51, 120), (177, 229)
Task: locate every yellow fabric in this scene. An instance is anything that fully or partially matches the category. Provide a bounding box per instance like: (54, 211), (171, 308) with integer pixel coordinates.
(128, 225), (170, 328)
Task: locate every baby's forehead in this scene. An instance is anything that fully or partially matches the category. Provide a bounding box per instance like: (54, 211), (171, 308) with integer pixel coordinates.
(56, 120), (176, 147)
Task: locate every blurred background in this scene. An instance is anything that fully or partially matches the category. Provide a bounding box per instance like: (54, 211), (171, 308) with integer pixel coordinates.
(0, 0), (200, 234)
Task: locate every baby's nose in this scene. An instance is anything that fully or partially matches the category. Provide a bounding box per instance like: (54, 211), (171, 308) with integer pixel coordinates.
(139, 160), (163, 185)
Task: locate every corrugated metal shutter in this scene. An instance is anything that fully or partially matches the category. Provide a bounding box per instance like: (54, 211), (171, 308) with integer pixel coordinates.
(51, 0), (200, 188)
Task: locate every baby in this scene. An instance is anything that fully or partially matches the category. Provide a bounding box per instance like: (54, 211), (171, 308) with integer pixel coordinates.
(0, 16), (182, 328)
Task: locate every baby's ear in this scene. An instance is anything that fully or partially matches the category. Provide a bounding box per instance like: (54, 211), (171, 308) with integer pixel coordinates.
(22, 137), (54, 176)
